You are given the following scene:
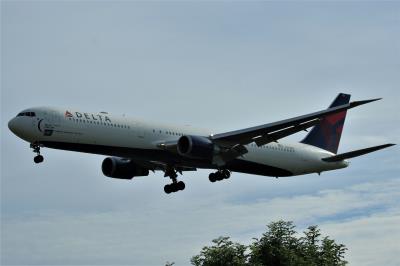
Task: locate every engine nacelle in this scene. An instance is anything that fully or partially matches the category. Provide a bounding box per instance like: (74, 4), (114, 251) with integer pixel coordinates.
(101, 157), (149, 179)
(177, 135), (215, 159)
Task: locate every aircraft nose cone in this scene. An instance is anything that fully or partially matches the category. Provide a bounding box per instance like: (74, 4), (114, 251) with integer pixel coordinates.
(8, 118), (18, 134)
(8, 116), (36, 141)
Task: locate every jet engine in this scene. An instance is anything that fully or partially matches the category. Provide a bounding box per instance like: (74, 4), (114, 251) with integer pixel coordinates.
(177, 135), (215, 159)
(101, 157), (149, 179)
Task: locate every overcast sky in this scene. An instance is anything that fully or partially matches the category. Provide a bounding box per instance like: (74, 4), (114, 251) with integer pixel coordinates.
(1, 1), (400, 265)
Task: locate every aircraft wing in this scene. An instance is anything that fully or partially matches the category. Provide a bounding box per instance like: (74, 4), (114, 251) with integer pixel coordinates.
(156, 96), (382, 166)
(129, 157), (196, 172)
(211, 98), (381, 148)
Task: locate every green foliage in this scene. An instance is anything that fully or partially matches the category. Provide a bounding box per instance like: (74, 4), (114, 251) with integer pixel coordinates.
(191, 220), (347, 266)
(248, 221), (305, 266)
(191, 236), (248, 266)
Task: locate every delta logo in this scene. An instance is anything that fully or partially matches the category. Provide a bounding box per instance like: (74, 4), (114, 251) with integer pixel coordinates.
(65, 111), (73, 118)
(65, 110), (112, 123)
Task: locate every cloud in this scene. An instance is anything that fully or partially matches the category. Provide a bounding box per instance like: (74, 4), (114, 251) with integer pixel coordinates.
(321, 210), (400, 266)
(2, 1), (399, 266)
(2, 177), (399, 265)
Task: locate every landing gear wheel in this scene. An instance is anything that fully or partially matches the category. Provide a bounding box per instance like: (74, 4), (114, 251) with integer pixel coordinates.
(164, 184), (172, 194)
(34, 155), (44, 164)
(177, 181), (185, 191)
(209, 173), (217, 182)
(209, 170), (231, 182)
(222, 169), (231, 179)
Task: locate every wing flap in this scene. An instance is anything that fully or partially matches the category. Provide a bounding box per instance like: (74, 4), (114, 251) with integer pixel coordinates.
(322, 144), (395, 162)
(253, 119), (320, 146)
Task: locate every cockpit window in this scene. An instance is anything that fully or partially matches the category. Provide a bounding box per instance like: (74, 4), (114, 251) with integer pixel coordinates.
(17, 112), (36, 117)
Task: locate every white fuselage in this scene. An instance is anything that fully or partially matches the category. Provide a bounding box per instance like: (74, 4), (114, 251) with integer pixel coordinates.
(8, 107), (348, 177)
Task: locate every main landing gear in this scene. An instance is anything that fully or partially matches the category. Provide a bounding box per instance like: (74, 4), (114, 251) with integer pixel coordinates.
(209, 169), (231, 182)
(31, 143), (44, 164)
(164, 167), (185, 194)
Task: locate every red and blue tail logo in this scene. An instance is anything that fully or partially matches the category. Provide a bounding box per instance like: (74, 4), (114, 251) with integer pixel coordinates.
(301, 93), (350, 154)
(65, 111), (73, 118)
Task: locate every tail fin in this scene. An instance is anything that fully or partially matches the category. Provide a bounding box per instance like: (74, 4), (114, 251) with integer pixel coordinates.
(301, 93), (351, 154)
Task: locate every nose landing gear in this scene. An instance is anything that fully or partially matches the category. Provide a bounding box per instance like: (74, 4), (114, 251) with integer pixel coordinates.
(31, 143), (44, 164)
(34, 155), (44, 164)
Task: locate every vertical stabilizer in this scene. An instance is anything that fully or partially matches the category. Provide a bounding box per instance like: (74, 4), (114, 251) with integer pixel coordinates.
(301, 93), (351, 154)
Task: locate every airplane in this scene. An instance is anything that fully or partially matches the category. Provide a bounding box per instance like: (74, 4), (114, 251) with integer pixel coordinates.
(8, 93), (395, 194)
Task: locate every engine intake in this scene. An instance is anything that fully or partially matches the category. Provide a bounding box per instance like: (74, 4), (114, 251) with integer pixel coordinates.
(102, 157), (149, 179)
(177, 135), (215, 159)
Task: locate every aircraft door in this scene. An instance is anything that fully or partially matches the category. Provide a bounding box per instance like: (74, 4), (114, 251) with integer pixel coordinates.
(38, 110), (59, 137)
(131, 122), (146, 140)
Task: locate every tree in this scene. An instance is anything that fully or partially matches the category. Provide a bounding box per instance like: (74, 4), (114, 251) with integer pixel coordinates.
(248, 220), (305, 266)
(191, 236), (248, 266)
(191, 220), (347, 266)
(319, 236), (347, 266)
(299, 225), (322, 266)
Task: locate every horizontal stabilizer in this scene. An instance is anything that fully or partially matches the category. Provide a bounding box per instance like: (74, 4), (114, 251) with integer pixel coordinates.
(322, 144), (395, 162)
